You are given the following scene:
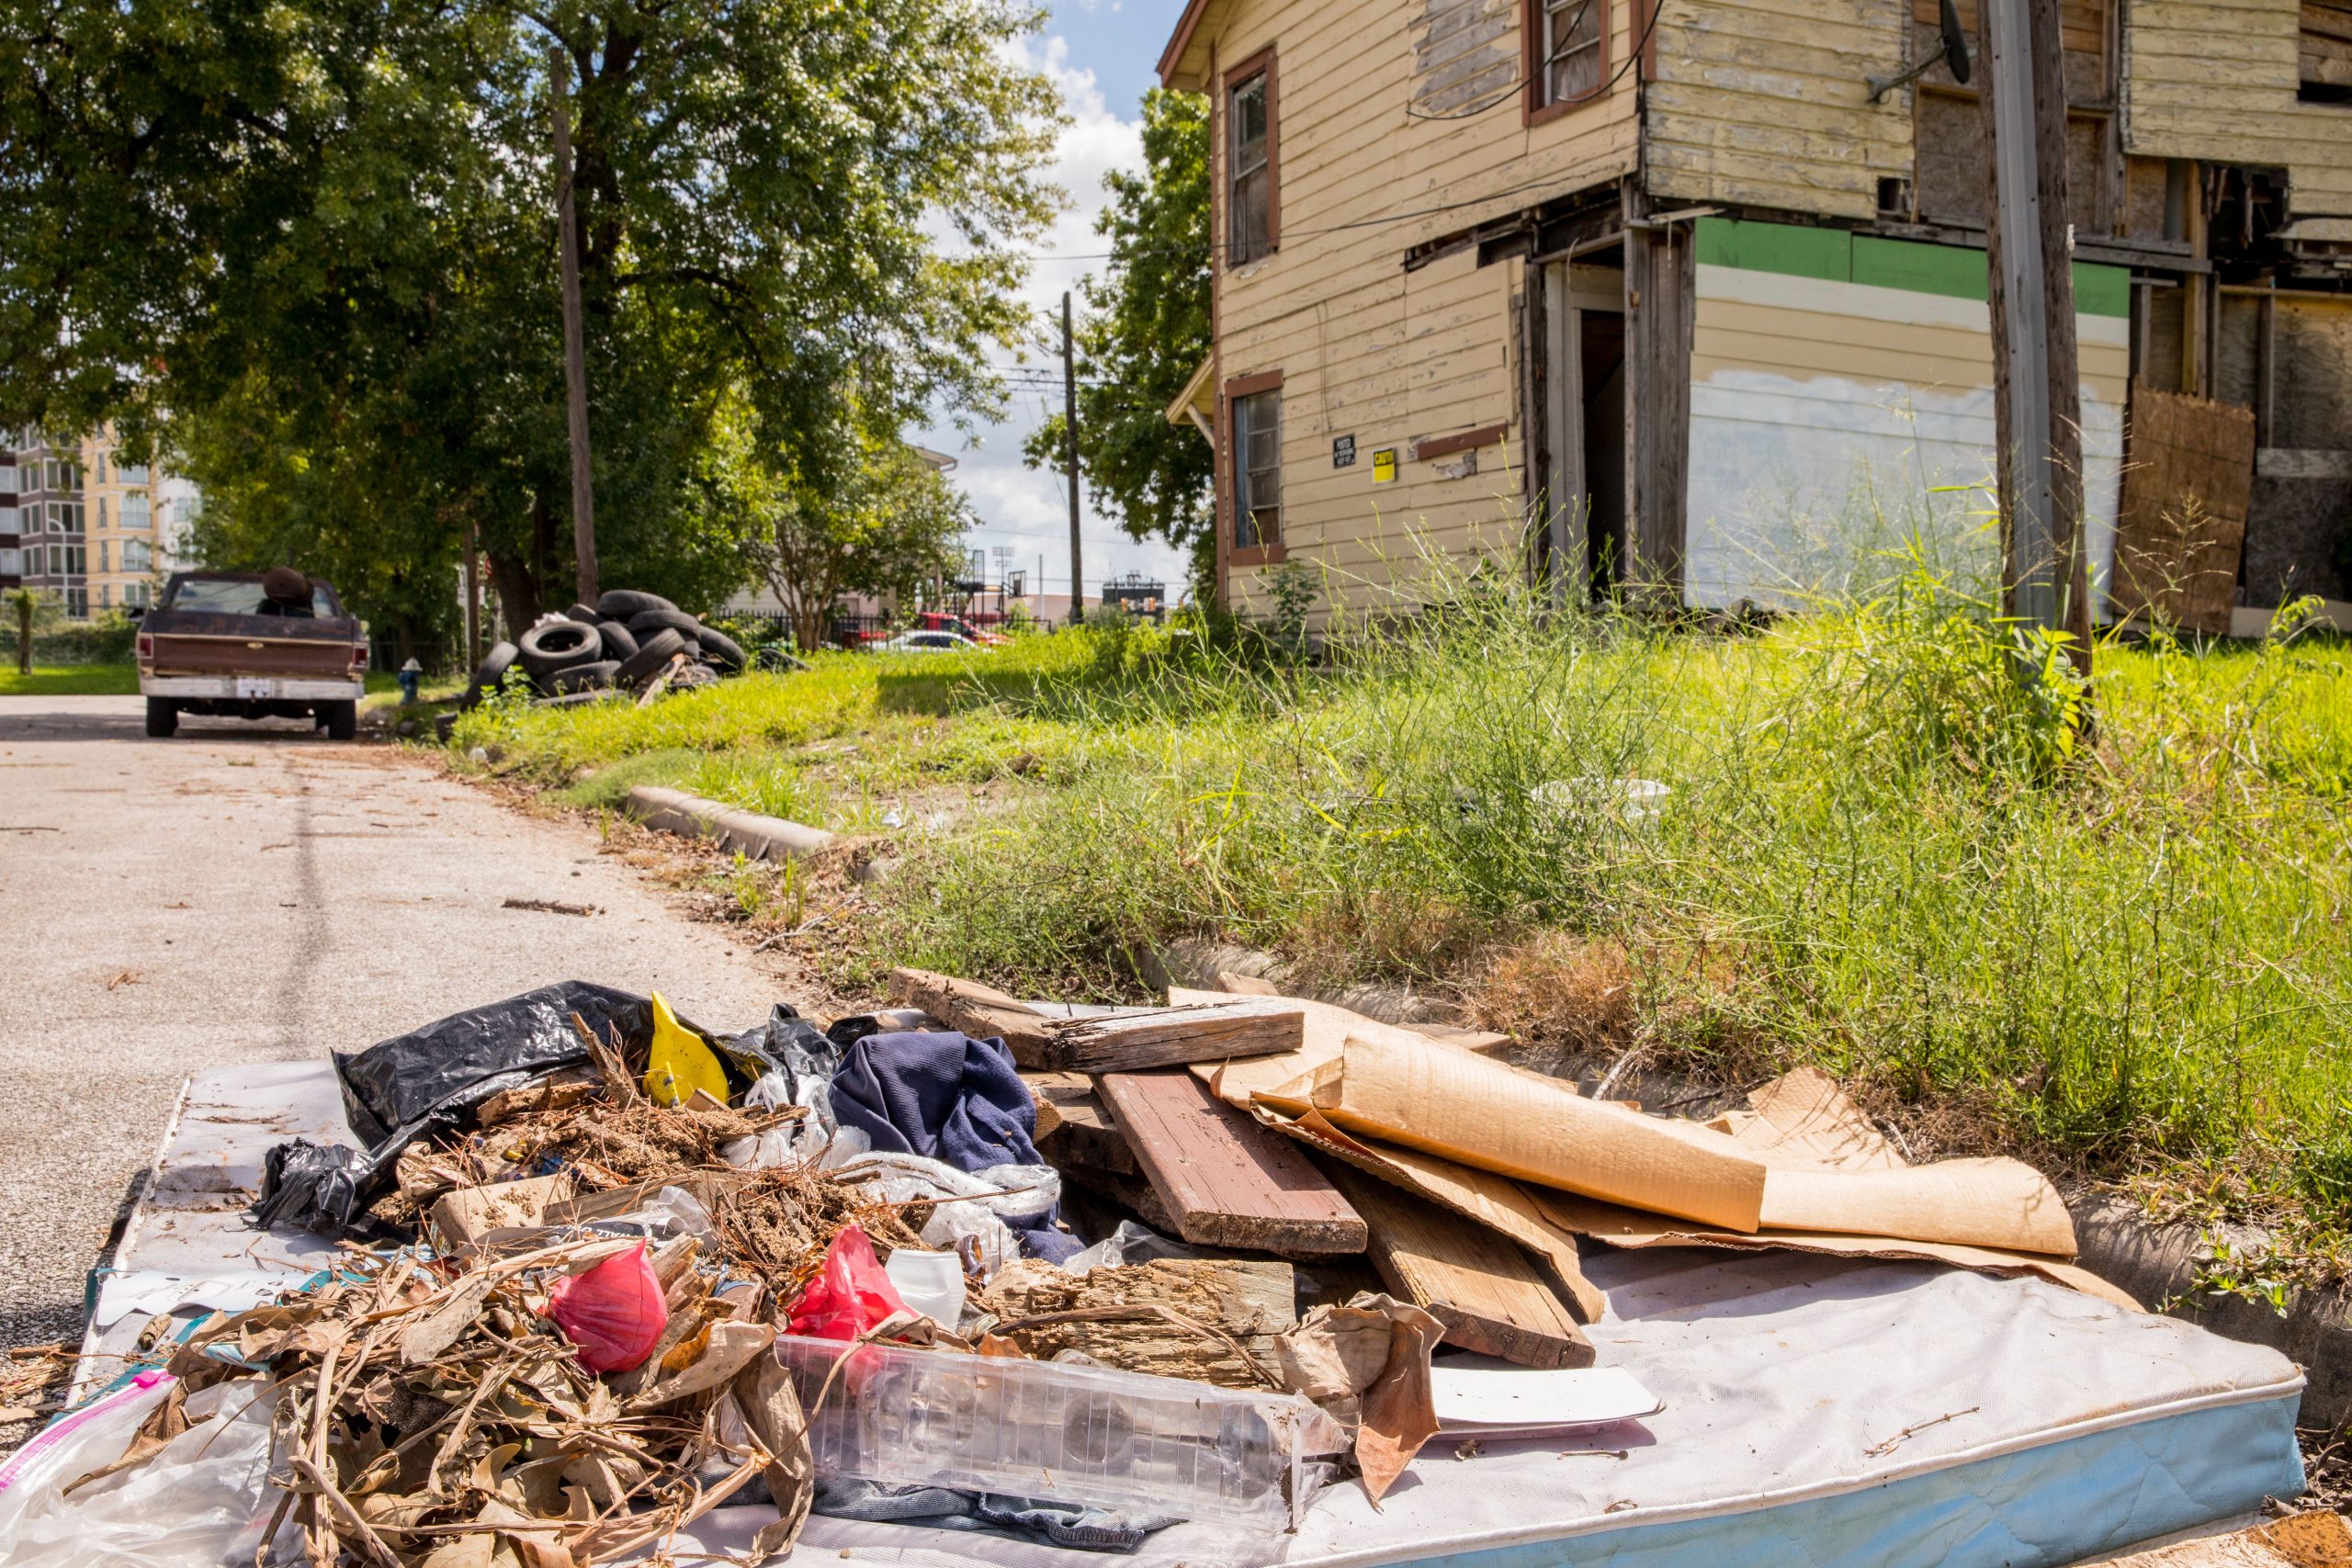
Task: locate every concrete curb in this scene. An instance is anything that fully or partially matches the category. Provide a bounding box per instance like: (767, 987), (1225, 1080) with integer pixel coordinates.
(623, 784), (835, 863)
(1146, 936), (2352, 1430)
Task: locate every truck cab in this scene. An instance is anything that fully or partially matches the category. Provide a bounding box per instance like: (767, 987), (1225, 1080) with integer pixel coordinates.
(137, 570), (368, 739)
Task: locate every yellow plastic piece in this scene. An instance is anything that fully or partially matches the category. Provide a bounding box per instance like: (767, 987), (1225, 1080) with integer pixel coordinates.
(642, 991), (729, 1107)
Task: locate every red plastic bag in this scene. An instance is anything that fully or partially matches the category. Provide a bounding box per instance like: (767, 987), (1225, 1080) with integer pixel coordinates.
(548, 1240), (669, 1372)
(787, 1224), (908, 1340)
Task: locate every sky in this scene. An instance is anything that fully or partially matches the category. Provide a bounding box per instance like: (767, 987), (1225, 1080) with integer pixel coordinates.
(911, 3), (1190, 604)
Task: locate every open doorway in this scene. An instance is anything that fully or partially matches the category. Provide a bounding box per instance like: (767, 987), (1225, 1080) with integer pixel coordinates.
(1538, 257), (1627, 601)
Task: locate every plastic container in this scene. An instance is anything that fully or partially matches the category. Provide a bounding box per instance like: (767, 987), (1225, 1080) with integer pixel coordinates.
(772, 1333), (1346, 1529)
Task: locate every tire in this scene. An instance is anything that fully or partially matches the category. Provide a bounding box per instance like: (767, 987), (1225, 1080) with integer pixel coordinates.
(595, 589), (675, 620)
(145, 698), (178, 738)
(669, 661), (720, 692)
(320, 700), (357, 740)
(596, 619), (640, 662)
(550, 660), (619, 694)
(462, 641), (521, 709)
(627, 607), (704, 640)
(517, 618), (604, 678)
(565, 602), (602, 625)
(695, 626), (748, 674)
(753, 647), (811, 673)
(615, 626), (687, 686)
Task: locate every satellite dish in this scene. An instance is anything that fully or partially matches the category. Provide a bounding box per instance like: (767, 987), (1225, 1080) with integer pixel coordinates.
(1939, 0), (1973, 85)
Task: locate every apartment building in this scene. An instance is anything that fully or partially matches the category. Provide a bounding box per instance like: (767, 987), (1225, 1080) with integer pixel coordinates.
(0, 443), (17, 592)
(81, 428), (187, 613)
(6, 429), (87, 616)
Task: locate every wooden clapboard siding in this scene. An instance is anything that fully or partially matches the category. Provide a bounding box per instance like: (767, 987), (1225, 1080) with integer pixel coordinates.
(1643, 0), (1913, 220)
(2123, 0), (2352, 218)
(1202, 0), (1642, 617)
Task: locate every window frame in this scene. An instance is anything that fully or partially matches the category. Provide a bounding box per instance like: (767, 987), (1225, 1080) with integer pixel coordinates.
(1223, 47), (1279, 267)
(1225, 369), (1285, 565)
(1525, 0), (1611, 125)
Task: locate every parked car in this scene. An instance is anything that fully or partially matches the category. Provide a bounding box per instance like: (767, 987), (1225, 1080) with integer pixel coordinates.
(877, 629), (981, 653)
(911, 612), (1011, 647)
(136, 569), (368, 739)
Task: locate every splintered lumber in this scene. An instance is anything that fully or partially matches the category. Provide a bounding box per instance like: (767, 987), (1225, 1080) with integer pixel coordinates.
(1093, 1068), (1365, 1253)
(978, 1258), (1295, 1387)
(1025, 1071), (1139, 1175)
(889, 966), (1306, 1073)
(888, 969), (1057, 1058)
(1318, 1159), (1594, 1370)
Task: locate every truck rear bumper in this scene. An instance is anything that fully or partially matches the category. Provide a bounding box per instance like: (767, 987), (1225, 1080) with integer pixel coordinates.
(141, 675), (364, 701)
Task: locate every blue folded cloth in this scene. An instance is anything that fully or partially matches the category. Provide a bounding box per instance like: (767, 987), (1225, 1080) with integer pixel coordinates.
(830, 1029), (1079, 1260)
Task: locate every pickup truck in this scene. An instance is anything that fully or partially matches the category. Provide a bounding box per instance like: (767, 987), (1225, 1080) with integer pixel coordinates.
(136, 569), (368, 739)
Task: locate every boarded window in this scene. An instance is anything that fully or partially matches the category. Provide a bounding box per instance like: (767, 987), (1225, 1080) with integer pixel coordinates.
(1233, 389), (1282, 547)
(1228, 65), (1275, 266)
(1914, 91), (2111, 232)
(2304, 1), (2352, 101)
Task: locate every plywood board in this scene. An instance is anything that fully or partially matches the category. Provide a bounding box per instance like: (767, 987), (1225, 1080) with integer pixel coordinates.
(2111, 381), (2257, 635)
(1318, 1159), (1594, 1369)
(890, 969), (1303, 1072)
(1024, 1071), (1138, 1176)
(1093, 1067), (1366, 1254)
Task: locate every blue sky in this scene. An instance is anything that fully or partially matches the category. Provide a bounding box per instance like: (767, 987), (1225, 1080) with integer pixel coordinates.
(913, 2), (1192, 602)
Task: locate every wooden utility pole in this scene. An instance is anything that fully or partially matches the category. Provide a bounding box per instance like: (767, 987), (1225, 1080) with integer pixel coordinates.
(549, 46), (600, 606)
(1977, 0), (2090, 671)
(1062, 291), (1083, 625)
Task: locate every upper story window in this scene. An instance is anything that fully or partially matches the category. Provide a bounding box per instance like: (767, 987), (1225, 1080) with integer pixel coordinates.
(125, 538), (153, 572)
(1529, 0), (1607, 120)
(1231, 384), (1283, 548)
(2305, 1), (2352, 102)
(1227, 52), (1277, 266)
(123, 491), (150, 531)
(119, 462), (149, 484)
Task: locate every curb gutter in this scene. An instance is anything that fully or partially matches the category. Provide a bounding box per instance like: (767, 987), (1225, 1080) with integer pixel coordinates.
(623, 784), (835, 863)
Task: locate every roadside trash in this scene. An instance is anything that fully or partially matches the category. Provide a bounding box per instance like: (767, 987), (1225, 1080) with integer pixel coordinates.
(547, 1238), (670, 1371)
(883, 1247), (968, 1326)
(459, 590), (775, 709)
(643, 988), (729, 1105)
(788, 1224), (910, 1340)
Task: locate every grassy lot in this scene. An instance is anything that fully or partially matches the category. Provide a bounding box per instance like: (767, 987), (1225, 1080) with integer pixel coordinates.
(449, 581), (2352, 1248)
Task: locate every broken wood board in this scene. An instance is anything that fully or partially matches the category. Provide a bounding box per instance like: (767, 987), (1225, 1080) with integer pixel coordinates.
(1093, 1067), (1366, 1254)
(978, 1258), (1295, 1387)
(1317, 1159), (1593, 1370)
(2110, 382), (2257, 637)
(1175, 985), (1502, 1111)
(891, 968), (1304, 1072)
(1025, 1070), (1139, 1175)
(1262, 1106), (1603, 1323)
(1306, 1034), (1770, 1233)
(427, 1173), (575, 1249)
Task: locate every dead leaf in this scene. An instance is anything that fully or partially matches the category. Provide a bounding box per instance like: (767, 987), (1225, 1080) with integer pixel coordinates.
(1273, 1293), (1442, 1505)
(402, 1272), (500, 1366)
(629, 1321), (775, 1409)
(731, 1350), (814, 1563)
(105, 969), (141, 991)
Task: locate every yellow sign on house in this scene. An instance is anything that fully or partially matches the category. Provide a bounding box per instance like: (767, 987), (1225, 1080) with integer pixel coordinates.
(1372, 447), (1397, 484)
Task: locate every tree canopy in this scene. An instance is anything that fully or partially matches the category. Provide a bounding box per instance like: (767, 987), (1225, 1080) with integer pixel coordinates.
(0, 0), (1061, 646)
(1023, 89), (1213, 589)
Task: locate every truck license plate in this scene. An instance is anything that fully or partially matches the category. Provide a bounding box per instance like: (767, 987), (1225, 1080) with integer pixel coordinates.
(234, 677), (278, 699)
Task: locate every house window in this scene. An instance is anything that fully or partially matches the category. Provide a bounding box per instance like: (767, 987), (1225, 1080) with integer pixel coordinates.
(48, 543), (62, 573)
(1232, 388), (1282, 548)
(0, 464), (15, 491)
(97, 496), (108, 531)
(99, 539), (109, 572)
(0, 548), (18, 575)
(119, 462), (148, 484)
(2305, 1), (2352, 102)
(125, 581), (151, 608)
(125, 539), (152, 572)
(99, 582), (110, 608)
(1530, 0), (1607, 116)
(123, 491), (149, 531)
(1227, 56), (1276, 266)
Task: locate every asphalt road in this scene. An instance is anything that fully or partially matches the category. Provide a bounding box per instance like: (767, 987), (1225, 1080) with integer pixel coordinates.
(0, 695), (787, 1356)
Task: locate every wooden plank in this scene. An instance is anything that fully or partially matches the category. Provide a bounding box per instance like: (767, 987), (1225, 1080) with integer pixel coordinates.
(1093, 1068), (1366, 1254)
(1044, 999), (1304, 1073)
(888, 968), (1057, 1058)
(1025, 1070), (1139, 1176)
(1317, 1159), (1594, 1370)
(2111, 380), (2257, 634)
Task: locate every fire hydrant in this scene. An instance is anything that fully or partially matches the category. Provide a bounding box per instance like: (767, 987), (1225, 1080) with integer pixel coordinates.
(397, 657), (423, 706)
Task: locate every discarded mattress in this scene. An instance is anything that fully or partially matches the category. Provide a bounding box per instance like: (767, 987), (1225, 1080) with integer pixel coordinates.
(74, 1062), (2306, 1568)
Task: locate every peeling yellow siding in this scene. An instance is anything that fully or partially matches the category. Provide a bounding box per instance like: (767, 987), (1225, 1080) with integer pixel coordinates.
(2123, 0), (2352, 216)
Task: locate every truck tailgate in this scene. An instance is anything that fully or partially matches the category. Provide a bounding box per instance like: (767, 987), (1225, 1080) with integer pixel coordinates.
(148, 631), (356, 678)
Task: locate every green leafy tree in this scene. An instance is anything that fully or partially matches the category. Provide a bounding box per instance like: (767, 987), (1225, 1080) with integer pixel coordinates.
(1024, 90), (1212, 581)
(729, 411), (976, 651)
(0, 0), (1060, 629)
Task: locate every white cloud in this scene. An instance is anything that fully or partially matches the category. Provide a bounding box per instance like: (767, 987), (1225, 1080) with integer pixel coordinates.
(916, 32), (1192, 601)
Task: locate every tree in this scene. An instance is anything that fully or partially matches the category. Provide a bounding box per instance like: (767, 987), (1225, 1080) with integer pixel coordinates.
(1024, 90), (1213, 581)
(733, 414), (976, 651)
(0, 0), (1060, 630)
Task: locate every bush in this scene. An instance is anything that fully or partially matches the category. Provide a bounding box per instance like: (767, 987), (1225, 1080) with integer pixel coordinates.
(31, 610), (139, 665)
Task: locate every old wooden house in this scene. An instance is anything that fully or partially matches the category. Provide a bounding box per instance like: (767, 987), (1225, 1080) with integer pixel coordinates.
(1159, 0), (2352, 629)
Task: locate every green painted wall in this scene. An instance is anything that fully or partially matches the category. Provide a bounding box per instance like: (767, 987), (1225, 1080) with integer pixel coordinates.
(1694, 217), (2129, 318)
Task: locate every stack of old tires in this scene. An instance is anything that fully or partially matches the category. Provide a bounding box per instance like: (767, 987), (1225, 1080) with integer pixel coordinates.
(459, 590), (752, 709)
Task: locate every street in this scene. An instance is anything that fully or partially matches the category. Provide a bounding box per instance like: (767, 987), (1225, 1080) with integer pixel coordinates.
(0, 696), (784, 1354)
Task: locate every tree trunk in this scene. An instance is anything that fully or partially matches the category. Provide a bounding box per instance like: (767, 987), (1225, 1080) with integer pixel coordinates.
(487, 550), (541, 638)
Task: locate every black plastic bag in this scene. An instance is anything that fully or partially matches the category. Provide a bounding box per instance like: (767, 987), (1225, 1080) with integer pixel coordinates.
(252, 981), (788, 1235)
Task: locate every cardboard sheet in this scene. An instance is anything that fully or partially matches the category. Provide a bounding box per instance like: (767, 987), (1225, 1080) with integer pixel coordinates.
(1306, 1036), (1772, 1233)
(1708, 1066), (1905, 1170)
(1262, 1107), (1606, 1323)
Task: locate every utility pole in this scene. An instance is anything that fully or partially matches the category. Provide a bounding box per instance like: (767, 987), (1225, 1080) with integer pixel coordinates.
(549, 46), (600, 606)
(1977, 0), (2089, 672)
(1062, 291), (1083, 625)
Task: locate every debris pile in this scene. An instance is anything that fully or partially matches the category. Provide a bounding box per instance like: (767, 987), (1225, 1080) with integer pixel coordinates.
(461, 589), (791, 710)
